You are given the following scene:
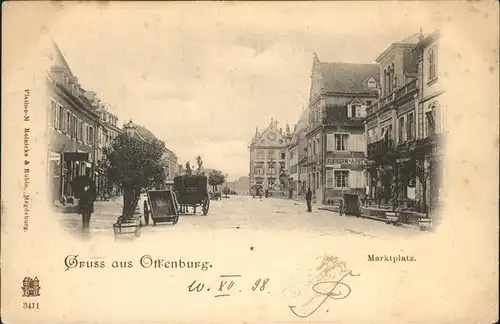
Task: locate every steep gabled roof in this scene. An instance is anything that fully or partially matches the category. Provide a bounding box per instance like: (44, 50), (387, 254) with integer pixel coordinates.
(50, 40), (75, 77)
(348, 98), (364, 105)
(398, 33), (426, 45)
(289, 109), (310, 146)
(320, 62), (380, 94)
(250, 119), (288, 148)
(123, 120), (158, 142)
(134, 124), (157, 141)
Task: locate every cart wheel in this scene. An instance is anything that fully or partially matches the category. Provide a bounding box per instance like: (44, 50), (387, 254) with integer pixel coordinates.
(202, 194), (210, 215)
(143, 201), (150, 226)
(172, 215), (179, 225)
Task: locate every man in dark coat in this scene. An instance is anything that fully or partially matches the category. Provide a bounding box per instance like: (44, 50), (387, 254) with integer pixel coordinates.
(265, 188), (269, 198)
(306, 186), (312, 212)
(79, 181), (95, 234)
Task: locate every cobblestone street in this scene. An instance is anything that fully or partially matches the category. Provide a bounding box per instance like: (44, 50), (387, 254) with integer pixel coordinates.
(59, 195), (426, 240)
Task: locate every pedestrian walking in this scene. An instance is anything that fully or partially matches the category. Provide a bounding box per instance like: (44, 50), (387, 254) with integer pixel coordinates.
(265, 188), (269, 198)
(306, 186), (312, 212)
(78, 179), (95, 234)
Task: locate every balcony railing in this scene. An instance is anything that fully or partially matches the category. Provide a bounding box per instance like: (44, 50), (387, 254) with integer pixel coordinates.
(367, 139), (395, 158)
(366, 79), (418, 116)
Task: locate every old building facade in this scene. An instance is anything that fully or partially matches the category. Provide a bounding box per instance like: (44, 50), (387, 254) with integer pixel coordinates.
(46, 41), (100, 203)
(248, 119), (290, 195)
(364, 32), (441, 212)
(98, 103), (121, 197)
(414, 30), (446, 215)
(286, 109), (309, 196)
(163, 148), (179, 181)
(305, 53), (379, 203)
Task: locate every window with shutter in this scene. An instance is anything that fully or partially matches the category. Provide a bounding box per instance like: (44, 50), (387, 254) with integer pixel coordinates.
(73, 115), (77, 138)
(355, 106), (362, 118)
(347, 105), (352, 118)
(57, 105), (63, 130)
(360, 105), (367, 118)
(49, 99), (56, 126)
(326, 170), (334, 188)
(436, 103), (443, 133)
(67, 113), (71, 135)
(355, 171), (365, 188)
(356, 171), (361, 188)
(398, 116), (405, 143)
(407, 112), (414, 140)
(348, 135), (355, 152)
(326, 134), (334, 151)
(61, 109), (65, 132)
(356, 134), (366, 152)
(67, 111), (71, 133)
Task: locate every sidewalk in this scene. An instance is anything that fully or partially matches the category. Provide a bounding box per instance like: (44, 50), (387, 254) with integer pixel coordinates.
(317, 205), (420, 230)
(57, 196), (137, 234)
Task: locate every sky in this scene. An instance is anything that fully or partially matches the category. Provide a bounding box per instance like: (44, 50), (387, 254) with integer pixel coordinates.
(49, 2), (443, 181)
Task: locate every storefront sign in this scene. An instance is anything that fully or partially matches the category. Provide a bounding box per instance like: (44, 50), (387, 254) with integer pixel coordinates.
(49, 151), (60, 163)
(326, 158), (367, 165)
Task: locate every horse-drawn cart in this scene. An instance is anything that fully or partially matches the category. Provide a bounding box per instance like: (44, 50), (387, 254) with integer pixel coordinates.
(143, 190), (179, 226)
(174, 175), (210, 215)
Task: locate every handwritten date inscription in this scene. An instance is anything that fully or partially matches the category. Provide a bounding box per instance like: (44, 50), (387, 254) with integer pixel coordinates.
(188, 275), (270, 298)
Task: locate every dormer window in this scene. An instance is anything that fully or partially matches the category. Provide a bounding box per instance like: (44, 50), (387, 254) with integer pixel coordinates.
(367, 77), (377, 88)
(347, 99), (366, 118)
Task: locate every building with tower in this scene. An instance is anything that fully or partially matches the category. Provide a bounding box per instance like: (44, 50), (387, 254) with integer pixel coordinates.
(248, 119), (291, 195)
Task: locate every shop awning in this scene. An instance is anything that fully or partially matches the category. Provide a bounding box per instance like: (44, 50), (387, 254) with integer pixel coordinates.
(64, 152), (89, 162)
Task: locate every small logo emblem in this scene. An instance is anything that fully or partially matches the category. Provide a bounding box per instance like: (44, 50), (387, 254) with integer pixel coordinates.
(22, 277), (41, 297)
